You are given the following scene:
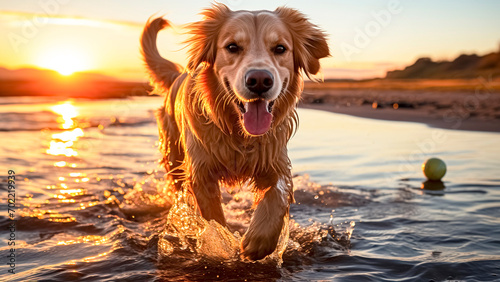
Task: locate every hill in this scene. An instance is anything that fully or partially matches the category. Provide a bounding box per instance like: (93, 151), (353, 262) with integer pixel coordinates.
(386, 51), (500, 79)
(0, 67), (151, 98)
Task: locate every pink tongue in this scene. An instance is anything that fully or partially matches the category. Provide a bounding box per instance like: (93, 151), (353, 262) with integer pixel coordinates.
(242, 100), (272, 136)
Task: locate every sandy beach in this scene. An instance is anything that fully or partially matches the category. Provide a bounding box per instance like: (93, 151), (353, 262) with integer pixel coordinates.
(300, 79), (500, 132)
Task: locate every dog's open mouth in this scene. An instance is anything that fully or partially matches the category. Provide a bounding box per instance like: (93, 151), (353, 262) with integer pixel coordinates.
(224, 78), (276, 136)
(236, 99), (275, 136)
(236, 99), (275, 114)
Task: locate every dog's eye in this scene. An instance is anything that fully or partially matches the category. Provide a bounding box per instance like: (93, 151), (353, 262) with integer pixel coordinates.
(226, 43), (240, 54)
(274, 45), (286, 54)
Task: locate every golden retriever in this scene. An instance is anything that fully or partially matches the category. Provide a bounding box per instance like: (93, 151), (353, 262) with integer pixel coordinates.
(141, 3), (329, 260)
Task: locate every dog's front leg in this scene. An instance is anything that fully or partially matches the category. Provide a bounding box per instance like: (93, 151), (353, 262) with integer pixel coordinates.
(183, 135), (227, 227)
(241, 177), (292, 260)
(190, 172), (227, 227)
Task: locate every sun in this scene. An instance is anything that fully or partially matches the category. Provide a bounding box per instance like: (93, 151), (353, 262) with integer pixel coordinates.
(36, 47), (91, 76)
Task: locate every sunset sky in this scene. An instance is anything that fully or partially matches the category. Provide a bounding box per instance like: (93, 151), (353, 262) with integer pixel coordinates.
(1, 0), (499, 81)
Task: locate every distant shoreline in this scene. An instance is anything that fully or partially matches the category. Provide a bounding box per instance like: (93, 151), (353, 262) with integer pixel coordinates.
(0, 79), (151, 99)
(1, 77), (499, 132)
(305, 77), (500, 92)
(299, 81), (500, 133)
(1, 77), (499, 98)
(299, 103), (500, 133)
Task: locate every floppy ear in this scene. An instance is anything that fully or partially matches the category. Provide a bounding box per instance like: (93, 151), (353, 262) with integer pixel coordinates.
(275, 7), (330, 78)
(185, 3), (231, 72)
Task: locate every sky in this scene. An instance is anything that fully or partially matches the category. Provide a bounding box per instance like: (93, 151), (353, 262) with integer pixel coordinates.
(0, 0), (499, 81)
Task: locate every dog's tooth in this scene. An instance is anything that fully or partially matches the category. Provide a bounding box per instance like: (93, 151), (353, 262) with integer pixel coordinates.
(267, 100), (276, 113)
(239, 101), (246, 113)
(244, 102), (249, 112)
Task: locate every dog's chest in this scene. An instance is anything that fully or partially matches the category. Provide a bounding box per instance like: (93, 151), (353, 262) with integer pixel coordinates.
(209, 139), (273, 177)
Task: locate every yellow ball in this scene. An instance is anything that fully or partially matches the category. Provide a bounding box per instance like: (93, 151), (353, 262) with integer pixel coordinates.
(422, 158), (446, 181)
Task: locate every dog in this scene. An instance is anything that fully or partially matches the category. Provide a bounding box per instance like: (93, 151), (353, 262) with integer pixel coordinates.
(141, 3), (329, 260)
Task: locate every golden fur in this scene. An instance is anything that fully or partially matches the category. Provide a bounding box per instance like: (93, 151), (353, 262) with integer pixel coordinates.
(141, 3), (329, 260)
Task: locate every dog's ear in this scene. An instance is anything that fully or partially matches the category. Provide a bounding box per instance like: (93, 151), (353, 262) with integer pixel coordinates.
(185, 3), (231, 72)
(275, 7), (330, 78)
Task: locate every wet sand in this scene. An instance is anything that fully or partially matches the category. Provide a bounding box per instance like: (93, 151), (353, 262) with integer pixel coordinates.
(299, 86), (500, 132)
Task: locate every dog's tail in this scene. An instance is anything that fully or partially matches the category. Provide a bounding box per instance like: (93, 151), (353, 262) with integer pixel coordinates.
(140, 17), (183, 91)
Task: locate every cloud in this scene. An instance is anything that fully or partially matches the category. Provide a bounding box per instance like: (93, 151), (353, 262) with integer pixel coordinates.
(322, 67), (388, 80)
(0, 10), (144, 30)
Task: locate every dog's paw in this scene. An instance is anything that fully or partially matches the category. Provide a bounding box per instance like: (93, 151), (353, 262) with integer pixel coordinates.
(240, 224), (281, 260)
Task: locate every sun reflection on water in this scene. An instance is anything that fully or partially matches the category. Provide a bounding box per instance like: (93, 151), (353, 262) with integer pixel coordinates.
(26, 101), (102, 224)
(51, 102), (78, 129)
(52, 128), (84, 141)
(57, 235), (108, 246)
(47, 102), (84, 157)
(46, 128), (84, 157)
(54, 161), (67, 167)
(82, 252), (109, 262)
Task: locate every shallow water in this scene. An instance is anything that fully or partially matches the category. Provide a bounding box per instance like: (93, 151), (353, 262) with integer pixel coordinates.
(0, 96), (499, 281)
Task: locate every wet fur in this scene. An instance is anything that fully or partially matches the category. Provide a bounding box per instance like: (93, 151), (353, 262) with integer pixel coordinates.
(141, 4), (329, 260)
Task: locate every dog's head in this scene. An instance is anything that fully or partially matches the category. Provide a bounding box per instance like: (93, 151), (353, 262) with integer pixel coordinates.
(186, 4), (329, 136)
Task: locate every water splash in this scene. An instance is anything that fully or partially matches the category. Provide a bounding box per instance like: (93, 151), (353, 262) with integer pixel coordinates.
(158, 189), (290, 263)
(115, 172), (354, 268)
(158, 193), (240, 260)
(154, 174), (357, 265)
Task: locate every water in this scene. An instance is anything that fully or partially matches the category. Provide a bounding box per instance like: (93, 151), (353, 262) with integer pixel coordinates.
(0, 96), (499, 281)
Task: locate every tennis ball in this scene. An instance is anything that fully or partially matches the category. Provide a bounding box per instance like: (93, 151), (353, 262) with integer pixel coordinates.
(422, 158), (446, 181)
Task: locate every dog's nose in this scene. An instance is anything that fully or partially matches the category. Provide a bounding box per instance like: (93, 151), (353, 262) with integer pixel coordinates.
(245, 70), (273, 96)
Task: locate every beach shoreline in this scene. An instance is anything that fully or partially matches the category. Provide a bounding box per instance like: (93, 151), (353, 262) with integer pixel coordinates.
(299, 87), (500, 133)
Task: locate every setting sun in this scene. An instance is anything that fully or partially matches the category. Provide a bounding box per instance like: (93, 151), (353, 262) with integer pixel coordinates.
(36, 47), (91, 76)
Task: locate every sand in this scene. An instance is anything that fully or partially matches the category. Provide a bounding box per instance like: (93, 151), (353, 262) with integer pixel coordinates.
(299, 85), (500, 132)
